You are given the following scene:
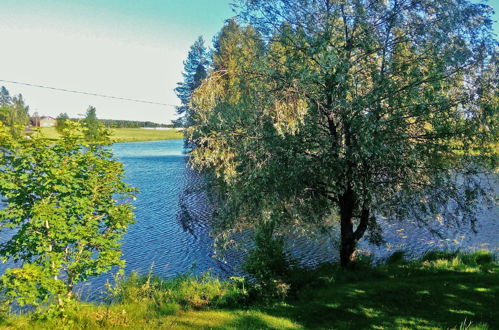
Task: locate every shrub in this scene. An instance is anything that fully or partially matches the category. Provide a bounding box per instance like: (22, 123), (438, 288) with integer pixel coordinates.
(243, 223), (293, 300)
(0, 122), (135, 316)
(386, 250), (407, 265)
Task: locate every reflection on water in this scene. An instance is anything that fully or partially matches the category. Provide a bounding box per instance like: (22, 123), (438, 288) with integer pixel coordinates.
(82, 139), (241, 298)
(110, 140), (497, 274)
(0, 139), (497, 298)
(82, 140), (234, 297)
(360, 199), (499, 261)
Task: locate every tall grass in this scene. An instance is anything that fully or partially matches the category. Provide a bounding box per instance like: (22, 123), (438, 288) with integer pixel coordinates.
(419, 249), (496, 273)
(1, 250), (497, 329)
(107, 271), (248, 312)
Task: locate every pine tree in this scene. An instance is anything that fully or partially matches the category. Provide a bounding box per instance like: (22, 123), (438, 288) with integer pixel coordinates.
(0, 86), (12, 106)
(173, 37), (208, 128)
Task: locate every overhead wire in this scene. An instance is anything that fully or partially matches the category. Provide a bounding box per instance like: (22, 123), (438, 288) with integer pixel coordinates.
(0, 79), (177, 107)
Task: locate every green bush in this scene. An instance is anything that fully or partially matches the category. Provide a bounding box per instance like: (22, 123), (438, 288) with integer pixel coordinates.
(243, 224), (293, 301)
(386, 250), (407, 264)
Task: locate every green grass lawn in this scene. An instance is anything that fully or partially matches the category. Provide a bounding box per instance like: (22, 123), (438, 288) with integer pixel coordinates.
(1, 251), (497, 329)
(38, 127), (184, 143)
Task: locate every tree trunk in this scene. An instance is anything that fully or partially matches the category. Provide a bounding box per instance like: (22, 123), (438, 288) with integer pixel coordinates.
(339, 187), (355, 267)
(338, 187), (370, 267)
(340, 229), (357, 267)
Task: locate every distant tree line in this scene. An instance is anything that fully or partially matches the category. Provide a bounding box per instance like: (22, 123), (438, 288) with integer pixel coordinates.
(99, 119), (173, 128)
(57, 112), (171, 129)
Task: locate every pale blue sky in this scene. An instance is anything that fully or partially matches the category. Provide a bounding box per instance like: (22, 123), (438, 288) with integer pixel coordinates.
(0, 0), (234, 123)
(0, 0), (497, 124)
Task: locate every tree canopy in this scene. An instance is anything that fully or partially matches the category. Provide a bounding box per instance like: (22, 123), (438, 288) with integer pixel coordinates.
(0, 121), (135, 312)
(188, 0), (498, 266)
(56, 112), (70, 134)
(83, 106), (110, 142)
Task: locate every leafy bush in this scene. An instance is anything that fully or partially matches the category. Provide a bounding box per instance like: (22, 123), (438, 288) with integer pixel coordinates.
(386, 250), (407, 265)
(243, 223), (293, 300)
(0, 121), (135, 316)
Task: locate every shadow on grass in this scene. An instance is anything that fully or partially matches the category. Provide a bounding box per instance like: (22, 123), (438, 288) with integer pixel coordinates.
(254, 254), (498, 329)
(170, 310), (301, 329)
(1, 251), (496, 329)
(225, 314), (298, 329)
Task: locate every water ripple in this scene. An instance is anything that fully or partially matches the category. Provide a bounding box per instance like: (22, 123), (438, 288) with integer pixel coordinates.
(1, 139), (497, 301)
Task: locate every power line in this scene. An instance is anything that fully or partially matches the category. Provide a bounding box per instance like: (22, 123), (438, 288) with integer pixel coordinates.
(0, 79), (177, 107)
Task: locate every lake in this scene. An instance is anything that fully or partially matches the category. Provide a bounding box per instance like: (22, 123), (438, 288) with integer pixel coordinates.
(109, 139), (235, 279)
(111, 139), (498, 274)
(1, 139), (497, 298)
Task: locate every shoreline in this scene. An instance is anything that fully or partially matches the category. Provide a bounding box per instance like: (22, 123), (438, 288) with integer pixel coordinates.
(38, 127), (184, 143)
(111, 136), (184, 143)
(3, 250), (497, 329)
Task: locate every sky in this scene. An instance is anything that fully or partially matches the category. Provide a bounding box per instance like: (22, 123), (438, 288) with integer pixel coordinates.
(0, 0), (498, 124)
(0, 0), (234, 124)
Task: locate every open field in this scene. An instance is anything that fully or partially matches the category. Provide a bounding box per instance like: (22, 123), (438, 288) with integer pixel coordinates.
(109, 128), (183, 142)
(37, 127), (184, 143)
(2, 251), (497, 329)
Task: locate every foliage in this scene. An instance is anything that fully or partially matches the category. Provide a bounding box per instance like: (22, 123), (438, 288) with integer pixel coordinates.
(189, 0), (498, 267)
(0, 250), (496, 329)
(83, 106), (110, 142)
(55, 112), (70, 134)
(173, 36), (209, 128)
(0, 86), (29, 138)
(0, 87), (11, 106)
(420, 249), (496, 273)
(243, 221), (292, 300)
(0, 121), (136, 312)
(386, 250), (407, 265)
(108, 271), (248, 311)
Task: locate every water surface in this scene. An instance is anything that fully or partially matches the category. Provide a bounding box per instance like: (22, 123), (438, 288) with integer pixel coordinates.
(1, 139), (497, 298)
(111, 139), (232, 279)
(112, 140), (498, 272)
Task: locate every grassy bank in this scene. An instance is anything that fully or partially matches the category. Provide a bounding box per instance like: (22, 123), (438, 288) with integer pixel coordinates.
(1, 251), (497, 329)
(37, 127), (183, 142)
